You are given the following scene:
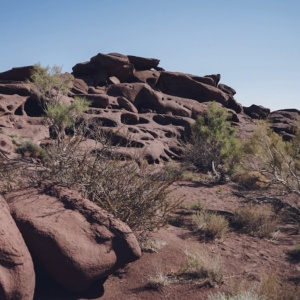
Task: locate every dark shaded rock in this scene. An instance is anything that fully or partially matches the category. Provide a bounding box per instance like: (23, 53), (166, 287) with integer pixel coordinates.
(127, 55), (160, 70)
(244, 104), (271, 119)
(188, 74), (214, 86)
(227, 97), (243, 114)
(269, 109), (300, 140)
(5, 183), (141, 293)
(155, 72), (229, 106)
(218, 83), (236, 96)
(0, 196), (35, 300)
(0, 83), (36, 97)
(0, 66), (34, 81)
(130, 70), (160, 87)
(117, 96), (138, 113)
(90, 53), (134, 82)
(72, 61), (96, 77)
(204, 74), (221, 87)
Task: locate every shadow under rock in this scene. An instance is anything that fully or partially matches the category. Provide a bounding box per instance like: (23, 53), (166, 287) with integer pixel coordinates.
(33, 264), (107, 300)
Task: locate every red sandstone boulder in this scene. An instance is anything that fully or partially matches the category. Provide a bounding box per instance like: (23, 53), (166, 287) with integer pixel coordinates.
(0, 66), (34, 81)
(155, 72), (229, 106)
(5, 183), (141, 293)
(90, 53), (134, 82)
(127, 55), (160, 70)
(218, 83), (236, 96)
(130, 70), (160, 87)
(0, 196), (35, 300)
(244, 104), (270, 119)
(269, 109), (300, 140)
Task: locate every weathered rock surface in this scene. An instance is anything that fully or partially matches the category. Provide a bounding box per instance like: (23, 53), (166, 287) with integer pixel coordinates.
(269, 109), (300, 140)
(244, 104), (270, 119)
(0, 196), (35, 300)
(5, 183), (141, 293)
(0, 51), (297, 164)
(0, 66), (34, 81)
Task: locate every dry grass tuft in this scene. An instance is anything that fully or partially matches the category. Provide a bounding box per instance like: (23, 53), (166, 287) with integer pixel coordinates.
(145, 272), (169, 291)
(233, 204), (279, 238)
(173, 249), (223, 286)
(192, 210), (229, 240)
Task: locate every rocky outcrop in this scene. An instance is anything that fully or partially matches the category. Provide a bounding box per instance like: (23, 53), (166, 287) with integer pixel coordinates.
(244, 104), (270, 119)
(1, 51), (297, 164)
(0, 196), (35, 300)
(268, 109), (300, 140)
(5, 183), (141, 294)
(0, 66), (34, 82)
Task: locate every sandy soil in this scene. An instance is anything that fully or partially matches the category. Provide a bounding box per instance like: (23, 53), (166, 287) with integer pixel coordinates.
(100, 181), (300, 300)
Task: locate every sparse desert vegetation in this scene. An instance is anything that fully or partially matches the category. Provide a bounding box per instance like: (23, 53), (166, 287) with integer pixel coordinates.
(0, 57), (299, 299)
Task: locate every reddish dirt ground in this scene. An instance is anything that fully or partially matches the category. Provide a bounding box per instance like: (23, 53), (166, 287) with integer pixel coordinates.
(99, 181), (300, 300)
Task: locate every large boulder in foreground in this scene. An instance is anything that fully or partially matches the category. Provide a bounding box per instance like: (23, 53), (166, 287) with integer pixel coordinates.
(5, 183), (141, 293)
(0, 196), (35, 300)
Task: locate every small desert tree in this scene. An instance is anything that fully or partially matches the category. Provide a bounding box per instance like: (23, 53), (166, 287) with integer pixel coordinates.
(45, 96), (90, 147)
(243, 120), (300, 195)
(30, 63), (73, 103)
(184, 102), (240, 182)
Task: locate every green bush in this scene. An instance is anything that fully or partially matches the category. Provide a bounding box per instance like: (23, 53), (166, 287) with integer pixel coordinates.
(30, 64), (73, 102)
(16, 139), (47, 160)
(184, 102), (240, 182)
(242, 120), (300, 196)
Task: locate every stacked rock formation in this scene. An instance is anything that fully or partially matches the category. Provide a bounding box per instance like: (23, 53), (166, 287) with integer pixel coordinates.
(0, 52), (299, 299)
(0, 52), (299, 163)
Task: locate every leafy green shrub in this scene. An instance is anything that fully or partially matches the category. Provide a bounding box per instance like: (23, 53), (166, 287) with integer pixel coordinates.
(192, 210), (229, 240)
(45, 96), (90, 144)
(16, 139), (47, 160)
(30, 64), (73, 102)
(233, 204), (279, 238)
(184, 102), (240, 182)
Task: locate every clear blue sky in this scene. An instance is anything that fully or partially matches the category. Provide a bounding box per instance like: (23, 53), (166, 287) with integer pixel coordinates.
(1, 0), (299, 111)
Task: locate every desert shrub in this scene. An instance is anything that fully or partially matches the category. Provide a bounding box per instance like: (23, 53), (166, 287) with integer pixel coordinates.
(259, 274), (300, 300)
(184, 102), (240, 182)
(242, 120), (300, 196)
(30, 64), (73, 102)
(10, 65), (181, 237)
(233, 204), (279, 238)
(145, 272), (169, 291)
(45, 96), (90, 144)
(192, 210), (229, 240)
(14, 120), (180, 237)
(16, 139), (47, 160)
(174, 249), (223, 286)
